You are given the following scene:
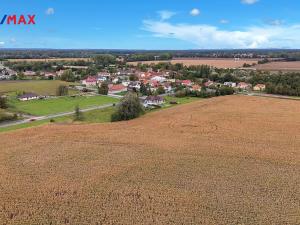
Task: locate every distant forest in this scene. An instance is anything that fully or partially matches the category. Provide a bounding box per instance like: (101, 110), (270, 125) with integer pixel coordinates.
(1, 49), (300, 61)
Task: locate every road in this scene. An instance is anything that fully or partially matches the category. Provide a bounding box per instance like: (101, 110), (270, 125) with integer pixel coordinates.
(0, 103), (115, 128)
(240, 92), (300, 101)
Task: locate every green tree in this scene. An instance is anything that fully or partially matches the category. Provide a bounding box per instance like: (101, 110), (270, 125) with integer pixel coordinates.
(140, 83), (147, 96)
(61, 69), (75, 82)
(156, 86), (165, 95)
(56, 85), (69, 96)
(111, 92), (144, 121)
(98, 82), (109, 95)
(74, 105), (84, 121)
(0, 96), (8, 109)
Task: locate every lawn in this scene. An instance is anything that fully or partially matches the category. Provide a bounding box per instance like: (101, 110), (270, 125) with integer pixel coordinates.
(9, 95), (119, 116)
(0, 95), (199, 133)
(0, 80), (78, 96)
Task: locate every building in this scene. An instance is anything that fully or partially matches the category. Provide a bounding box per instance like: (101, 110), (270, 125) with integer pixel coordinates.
(18, 93), (39, 101)
(253, 84), (266, 91)
(82, 76), (97, 87)
(108, 84), (127, 94)
(224, 82), (237, 88)
(144, 96), (165, 107)
(238, 82), (252, 90)
(24, 71), (36, 77)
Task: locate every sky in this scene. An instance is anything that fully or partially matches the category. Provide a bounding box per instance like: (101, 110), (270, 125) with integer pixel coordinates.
(0, 0), (299, 49)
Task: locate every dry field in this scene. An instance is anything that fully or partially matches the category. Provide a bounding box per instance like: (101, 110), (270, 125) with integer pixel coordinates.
(0, 96), (300, 224)
(255, 61), (300, 71)
(128, 58), (259, 68)
(7, 58), (91, 62)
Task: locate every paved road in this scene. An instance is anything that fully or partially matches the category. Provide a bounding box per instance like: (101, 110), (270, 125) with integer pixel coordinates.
(0, 103), (115, 128)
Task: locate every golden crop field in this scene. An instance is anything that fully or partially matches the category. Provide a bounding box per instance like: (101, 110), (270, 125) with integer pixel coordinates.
(0, 95), (300, 224)
(255, 61), (300, 71)
(128, 58), (259, 68)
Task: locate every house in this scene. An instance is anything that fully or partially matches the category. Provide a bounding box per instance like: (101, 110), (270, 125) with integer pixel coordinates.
(108, 84), (127, 94)
(181, 80), (192, 87)
(44, 72), (56, 79)
(82, 76), (97, 87)
(24, 71), (36, 77)
(97, 76), (108, 83)
(144, 96), (165, 107)
(18, 93), (39, 101)
(127, 81), (141, 91)
(204, 80), (214, 87)
(253, 84), (266, 91)
(150, 76), (166, 83)
(224, 82), (237, 88)
(191, 85), (201, 91)
(238, 82), (252, 90)
(56, 70), (66, 77)
(97, 72), (111, 78)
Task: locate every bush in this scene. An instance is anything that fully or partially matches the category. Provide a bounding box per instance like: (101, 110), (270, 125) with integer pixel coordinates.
(61, 69), (75, 82)
(56, 85), (69, 96)
(111, 92), (144, 122)
(98, 82), (109, 95)
(0, 111), (17, 122)
(73, 105), (84, 121)
(0, 96), (8, 109)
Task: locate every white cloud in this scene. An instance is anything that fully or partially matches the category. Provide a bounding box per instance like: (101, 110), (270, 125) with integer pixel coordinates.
(241, 0), (259, 4)
(220, 19), (229, 24)
(190, 8), (200, 16)
(0, 42), (4, 45)
(143, 20), (300, 49)
(157, 11), (176, 21)
(46, 8), (55, 15)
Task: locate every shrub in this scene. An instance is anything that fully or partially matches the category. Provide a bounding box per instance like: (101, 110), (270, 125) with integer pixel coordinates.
(111, 92), (144, 122)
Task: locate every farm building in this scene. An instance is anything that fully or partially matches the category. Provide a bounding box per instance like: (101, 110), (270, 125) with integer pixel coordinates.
(144, 96), (165, 107)
(18, 93), (39, 101)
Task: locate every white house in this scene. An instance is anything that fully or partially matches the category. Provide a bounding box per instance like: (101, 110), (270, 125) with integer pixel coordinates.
(18, 93), (39, 101)
(224, 82), (237, 88)
(151, 76), (166, 83)
(143, 96), (165, 107)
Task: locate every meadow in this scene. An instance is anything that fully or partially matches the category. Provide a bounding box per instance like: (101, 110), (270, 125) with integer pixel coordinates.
(9, 95), (119, 116)
(0, 95), (299, 224)
(0, 80), (78, 96)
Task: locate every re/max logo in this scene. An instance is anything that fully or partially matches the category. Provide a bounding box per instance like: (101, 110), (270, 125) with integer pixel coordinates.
(0, 15), (36, 25)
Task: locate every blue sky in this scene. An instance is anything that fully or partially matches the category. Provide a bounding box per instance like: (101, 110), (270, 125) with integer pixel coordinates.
(0, 0), (299, 49)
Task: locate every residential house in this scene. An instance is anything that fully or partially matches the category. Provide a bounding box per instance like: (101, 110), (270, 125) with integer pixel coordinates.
(204, 80), (214, 87)
(18, 93), (39, 101)
(238, 82), (252, 90)
(24, 71), (36, 77)
(144, 96), (165, 107)
(127, 81), (141, 91)
(82, 76), (97, 87)
(151, 76), (166, 83)
(108, 84), (127, 94)
(191, 85), (201, 92)
(181, 80), (192, 87)
(224, 82), (237, 88)
(253, 84), (266, 91)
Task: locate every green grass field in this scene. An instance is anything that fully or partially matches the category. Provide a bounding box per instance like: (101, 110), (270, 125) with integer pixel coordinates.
(0, 80), (78, 96)
(9, 95), (119, 116)
(0, 96), (200, 133)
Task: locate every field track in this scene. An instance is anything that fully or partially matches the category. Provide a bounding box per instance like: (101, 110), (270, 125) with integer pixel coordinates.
(0, 95), (300, 224)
